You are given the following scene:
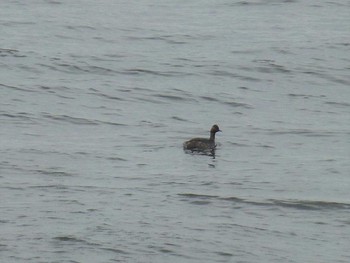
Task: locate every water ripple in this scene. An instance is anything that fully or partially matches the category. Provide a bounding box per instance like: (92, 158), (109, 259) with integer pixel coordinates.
(0, 48), (26, 58)
(178, 193), (350, 211)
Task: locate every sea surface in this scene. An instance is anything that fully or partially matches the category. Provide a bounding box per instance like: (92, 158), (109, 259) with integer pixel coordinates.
(1, 1), (350, 262)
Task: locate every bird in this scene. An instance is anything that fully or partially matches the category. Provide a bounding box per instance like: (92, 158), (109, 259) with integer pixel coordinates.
(183, 124), (221, 152)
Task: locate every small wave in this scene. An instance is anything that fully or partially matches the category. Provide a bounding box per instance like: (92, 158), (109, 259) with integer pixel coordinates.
(325, 101), (350, 108)
(266, 128), (335, 137)
(223, 101), (252, 109)
(34, 169), (74, 177)
(64, 25), (96, 32)
(324, 75), (350, 85)
(101, 247), (129, 254)
(39, 62), (120, 76)
(0, 83), (35, 93)
(200, 96), (252, 109)
(215, 251), (234, 257)
(128, 33), (211, 43)
(134, 96), (166, 104)
(53, 235), (87, 243)
(42, 113), (126, 127)
(256, 143), (275, 148)
(46, 0), (62, 5)
(85, 65), (119, 75)
(179, 194), (244, 204)
(266, 199), (350, 210)
(155, 94), (193, 102)
(123, 68), (188, 77)
(38, 85), (71, 93)
(200, 96), (220, 102)
(226, 142), (250, 147)
(128, 35), (187, 45)
(4, 163), (76, 178)
(231, 49), (262, 54)
(88, 92), (125, 101)
(52, 235), (130, 257)
(178, 193), (350, 210)
(30, 184), (69, 190)
(42, 114), (99, 125)
(106, 156), (128, 161)
(0, 48), (26, 58)
(1, 186), (25, 191)
(231, 0), (297, 6)
(38, 86), (74, 100)
(0, 112), (38, 124)
(171, 116), (188, 122)
(230, 1), (261, 6)
(209, 70), (260, 82)
(288, 93), (326, 99)
(302, 70), (350, 85)
(251, 60), (292, 74)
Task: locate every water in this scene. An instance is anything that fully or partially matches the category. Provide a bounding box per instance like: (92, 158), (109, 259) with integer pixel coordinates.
(1, 1), (349, 262)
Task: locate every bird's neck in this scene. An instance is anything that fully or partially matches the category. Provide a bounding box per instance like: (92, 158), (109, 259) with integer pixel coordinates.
(209, 132), (215, 141)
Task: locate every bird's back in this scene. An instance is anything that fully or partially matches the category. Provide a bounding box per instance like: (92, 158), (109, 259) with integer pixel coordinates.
(183, 137), (215, 151)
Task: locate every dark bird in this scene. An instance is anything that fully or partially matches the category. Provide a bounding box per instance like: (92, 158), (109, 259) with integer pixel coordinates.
(183, 124), (221, 152)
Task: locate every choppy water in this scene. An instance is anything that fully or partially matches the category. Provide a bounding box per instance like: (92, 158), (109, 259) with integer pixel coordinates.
(1, 1), (350, 262)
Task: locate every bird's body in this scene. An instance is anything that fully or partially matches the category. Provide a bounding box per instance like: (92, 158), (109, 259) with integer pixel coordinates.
(183, 125), (221, 152)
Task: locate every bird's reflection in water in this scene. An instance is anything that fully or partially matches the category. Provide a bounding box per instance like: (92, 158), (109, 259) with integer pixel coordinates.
(184, 148), (216, 159)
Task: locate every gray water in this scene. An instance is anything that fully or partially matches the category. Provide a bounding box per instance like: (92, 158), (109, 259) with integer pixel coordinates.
(1, 1), (350, 262)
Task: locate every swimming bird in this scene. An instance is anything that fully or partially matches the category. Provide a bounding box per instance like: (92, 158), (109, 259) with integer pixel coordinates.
(183, 124), (221, 152)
